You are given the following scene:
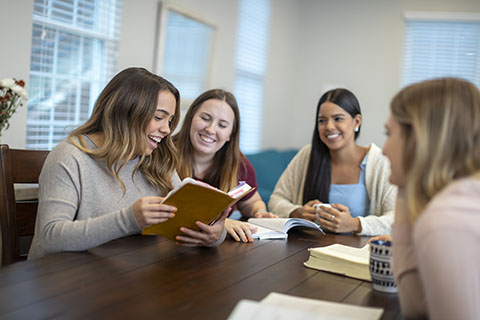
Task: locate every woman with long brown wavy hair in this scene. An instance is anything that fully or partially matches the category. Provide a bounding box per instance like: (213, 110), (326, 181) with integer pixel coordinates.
(174, 89), (276, 242)
(29, 68), (227, 259)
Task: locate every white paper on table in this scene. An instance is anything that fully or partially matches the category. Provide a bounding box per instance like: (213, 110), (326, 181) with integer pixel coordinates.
(227, 292), (383, 320)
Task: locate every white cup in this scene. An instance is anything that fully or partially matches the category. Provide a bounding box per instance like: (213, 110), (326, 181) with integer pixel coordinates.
(369, 240), (397, 293)
(313, 203), (332, 225)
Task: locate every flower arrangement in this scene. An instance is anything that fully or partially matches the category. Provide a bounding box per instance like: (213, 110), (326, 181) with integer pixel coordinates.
(0, 78), (28, 136)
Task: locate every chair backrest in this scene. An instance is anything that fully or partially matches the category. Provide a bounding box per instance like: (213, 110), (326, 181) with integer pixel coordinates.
(246, 149), (298, 203)
(0, 144), (49, 266)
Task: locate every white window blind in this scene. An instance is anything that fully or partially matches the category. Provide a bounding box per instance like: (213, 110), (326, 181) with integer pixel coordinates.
(402, 14), (480, 88)
(234, 0), (271, 154)
(161, 9), (215, 101)
(27, 0), (122, 149)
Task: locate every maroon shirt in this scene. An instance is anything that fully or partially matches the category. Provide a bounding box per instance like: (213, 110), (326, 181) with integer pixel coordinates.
(194, 154), (258, 217)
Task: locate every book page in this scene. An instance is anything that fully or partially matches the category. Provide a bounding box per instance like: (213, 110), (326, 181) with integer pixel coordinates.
(227, 293), (383, 320)
(304, 256), (371, 281)
(309, 244), (369, 265)
(248, 218), (324, 234)
(228, 181), (254, 199)
(262, 292), (383, 320)
(247, 218), (289, 232)
(285, 218), (324, 234)
(247, 223), (287, 240)
(228, 300), (326, 320)
(162, 177), (222, 201)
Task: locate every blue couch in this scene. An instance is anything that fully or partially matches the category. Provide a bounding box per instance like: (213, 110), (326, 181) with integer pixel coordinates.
(245, 149), (298, 203)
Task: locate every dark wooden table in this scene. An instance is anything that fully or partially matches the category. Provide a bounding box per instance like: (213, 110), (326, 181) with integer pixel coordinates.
(0, 229), (402, 319)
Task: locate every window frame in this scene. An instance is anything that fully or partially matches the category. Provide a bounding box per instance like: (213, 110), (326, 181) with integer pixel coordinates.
(401, 11), (480, 88)
(26, 0), (122, 150)
(233, 0), (271, 154)
(153, 2), (217, 112)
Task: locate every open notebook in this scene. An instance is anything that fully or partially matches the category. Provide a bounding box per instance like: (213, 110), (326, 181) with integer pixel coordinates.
(247, 218), (324, 240)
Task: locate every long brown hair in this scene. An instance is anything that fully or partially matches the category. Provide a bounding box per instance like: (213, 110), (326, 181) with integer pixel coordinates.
(173, 89), (242, 191)
(391, 77), (480, 222)
(303, 88), (362, 204)
(69, 67), (180, 194)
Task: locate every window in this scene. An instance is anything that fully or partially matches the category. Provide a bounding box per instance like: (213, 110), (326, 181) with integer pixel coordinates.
(155, 5), (215, 105)
(234, 0), (271, 153)
(402, 12), (480, 88)
(27, 0), (122, 149)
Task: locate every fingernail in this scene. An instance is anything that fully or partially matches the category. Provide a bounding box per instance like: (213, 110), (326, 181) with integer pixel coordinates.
(171, 213), (175, 218)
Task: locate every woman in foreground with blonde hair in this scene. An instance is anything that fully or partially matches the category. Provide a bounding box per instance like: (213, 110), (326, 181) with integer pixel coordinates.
(382, 77), (480, 319)
(29, 68), (227, 259)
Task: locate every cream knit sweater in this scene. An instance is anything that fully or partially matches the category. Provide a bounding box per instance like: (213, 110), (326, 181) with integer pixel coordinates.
(268, 143), (396, 236)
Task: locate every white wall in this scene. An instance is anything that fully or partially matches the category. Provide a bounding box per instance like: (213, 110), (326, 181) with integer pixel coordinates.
(264, 0), (480, 150)
(262, 0), (300, 150)
(117, 0), (160, 71)
(0, 0), (34, 148)
(1, 0), (480, 151)
(118, 0), (239, 91)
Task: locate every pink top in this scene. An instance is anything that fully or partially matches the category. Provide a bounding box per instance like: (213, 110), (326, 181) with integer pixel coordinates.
(392, 176), (480, 319)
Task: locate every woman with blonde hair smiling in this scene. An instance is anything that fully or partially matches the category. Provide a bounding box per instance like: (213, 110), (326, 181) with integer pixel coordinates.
(29, 67), (227, 259)
(382, 77), (480, 319)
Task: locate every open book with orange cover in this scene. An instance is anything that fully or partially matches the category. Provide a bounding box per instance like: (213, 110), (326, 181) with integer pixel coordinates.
(142, 178), (255, 241)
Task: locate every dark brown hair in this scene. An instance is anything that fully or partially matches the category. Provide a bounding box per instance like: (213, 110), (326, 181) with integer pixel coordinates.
(173, 89), (243, 191)
(303, 88), (362, 204)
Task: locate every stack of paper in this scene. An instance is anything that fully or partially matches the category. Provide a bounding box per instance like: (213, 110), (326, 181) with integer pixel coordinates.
(228, 292), (383, 320)
(304, 244), (371, 281)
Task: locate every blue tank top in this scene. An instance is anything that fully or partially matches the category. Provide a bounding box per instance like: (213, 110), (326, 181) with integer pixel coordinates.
(329, 154), (370, 217)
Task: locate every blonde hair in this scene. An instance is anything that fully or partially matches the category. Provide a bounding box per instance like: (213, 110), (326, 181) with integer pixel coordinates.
(68, 67), (180, 195)
(390, 77), (480, 222)
(173, 89), (243, 192)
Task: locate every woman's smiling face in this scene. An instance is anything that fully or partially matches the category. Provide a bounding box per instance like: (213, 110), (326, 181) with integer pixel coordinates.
(141, 90), (176, 156)
(317, 101), (361, 151)
(189, 98), (235, 158)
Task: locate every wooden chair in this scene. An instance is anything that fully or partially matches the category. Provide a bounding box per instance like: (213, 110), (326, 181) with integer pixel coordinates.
(0, 144), (49, 266)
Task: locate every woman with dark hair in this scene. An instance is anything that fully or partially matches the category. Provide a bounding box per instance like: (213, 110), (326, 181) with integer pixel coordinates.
(269, 88), (396, 235)
(29, 67), (227, 259)
(174, 89), (276, 243)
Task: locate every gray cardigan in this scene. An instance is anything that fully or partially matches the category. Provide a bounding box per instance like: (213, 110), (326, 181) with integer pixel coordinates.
(28, 137), (182, 259)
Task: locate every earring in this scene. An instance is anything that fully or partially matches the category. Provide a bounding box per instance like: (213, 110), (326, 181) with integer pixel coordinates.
(354, 127), (359, 132)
